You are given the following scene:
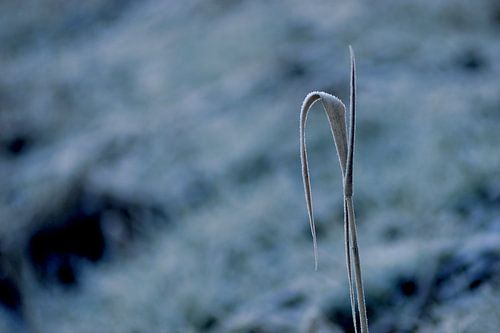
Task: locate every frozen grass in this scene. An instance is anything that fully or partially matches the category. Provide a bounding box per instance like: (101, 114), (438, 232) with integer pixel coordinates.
(300, 48), (369, 332)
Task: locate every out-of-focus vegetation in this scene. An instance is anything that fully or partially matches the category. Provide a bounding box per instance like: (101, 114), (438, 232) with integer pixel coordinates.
(0, 0), (499, 332)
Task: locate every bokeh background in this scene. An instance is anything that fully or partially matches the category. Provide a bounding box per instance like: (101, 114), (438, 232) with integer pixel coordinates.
(1, 1), (499, 332)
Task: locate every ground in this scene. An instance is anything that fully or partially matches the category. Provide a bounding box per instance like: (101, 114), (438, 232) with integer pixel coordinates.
(0, 0), (499, 332)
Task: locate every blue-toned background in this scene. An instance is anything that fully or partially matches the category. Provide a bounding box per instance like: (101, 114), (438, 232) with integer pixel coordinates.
(1, 1), (499, 332)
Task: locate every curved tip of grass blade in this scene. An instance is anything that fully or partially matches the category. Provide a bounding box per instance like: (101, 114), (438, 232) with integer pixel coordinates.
(300, 92), (321, 270)
(300, 91), (348, 271)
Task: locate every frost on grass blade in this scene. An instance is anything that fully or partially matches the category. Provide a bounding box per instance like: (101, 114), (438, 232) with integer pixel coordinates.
(299, 47), (369, 333)
(299, 91), (348, 270)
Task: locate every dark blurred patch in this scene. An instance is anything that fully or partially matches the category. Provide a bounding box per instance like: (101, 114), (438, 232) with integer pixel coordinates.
(64, 0), (132, 28)
(28, 209), (105, 286)
(232, 154), (273, 185)
(324, 272), (427, 332)
(355, 247), (500, 332)
(2, 135), (32, 157)
(457, 49), (486, 72)
(382, 225), (402, 242)
(493, 4), (500, 27)
(0, 249), (23, 318)
(91, 0), (133, 24)
(433, 249), (500, 300)
(396, 276), (418, 298)
(324, 303), (355, 333)
(197, 314), (218, 332)
(367, 277), (422, 333)
(280, 59), (308, 79)
(301, 215), (329, 241)
(324, 293), (384, 333)
(27, 189), (169, 286)
(0, 276), (22, 315)
(280, 293), (306, 309)
(453, 183), (500, 219)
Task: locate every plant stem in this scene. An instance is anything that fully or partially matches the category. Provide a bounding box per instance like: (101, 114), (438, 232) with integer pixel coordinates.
(344, 200), (358, 333)
(345, 45), (369, 333)
(346, 197), (369, 333)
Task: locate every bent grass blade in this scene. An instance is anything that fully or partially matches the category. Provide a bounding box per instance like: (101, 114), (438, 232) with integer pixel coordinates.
(299, 47), (369, 333)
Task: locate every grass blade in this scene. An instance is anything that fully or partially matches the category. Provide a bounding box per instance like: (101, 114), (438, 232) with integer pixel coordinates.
(300, 92), (347, 269)
(299, 47), (369, 333)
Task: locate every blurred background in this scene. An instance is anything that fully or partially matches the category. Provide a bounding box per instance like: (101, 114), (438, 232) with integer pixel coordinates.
(1, 0), (499, 332)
